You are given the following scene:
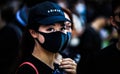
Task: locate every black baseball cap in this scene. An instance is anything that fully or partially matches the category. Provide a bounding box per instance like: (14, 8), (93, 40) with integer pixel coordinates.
(28, 1), (70, 26)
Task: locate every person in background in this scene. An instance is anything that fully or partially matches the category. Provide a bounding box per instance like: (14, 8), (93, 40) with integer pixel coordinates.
(77, 0), (120, 74)
(14, 1), (76, 74)
(76, 1), (110, 73)
(67, 0), (86, 36)
(0, 0), (22, 74)
(64, 0), (87, 64)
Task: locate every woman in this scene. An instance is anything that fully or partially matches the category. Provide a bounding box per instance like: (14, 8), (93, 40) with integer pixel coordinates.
(15, 1), (76, 74)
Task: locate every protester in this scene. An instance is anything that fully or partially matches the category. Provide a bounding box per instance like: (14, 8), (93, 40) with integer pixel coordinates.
(14, 1), (76, 74)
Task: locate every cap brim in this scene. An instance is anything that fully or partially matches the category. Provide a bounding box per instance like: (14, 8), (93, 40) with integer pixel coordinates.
(37, 16), (70, 25)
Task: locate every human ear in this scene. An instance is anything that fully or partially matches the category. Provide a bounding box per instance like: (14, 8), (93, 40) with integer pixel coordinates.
(29, 29), (38, 38)
(29, 29), (45, 43)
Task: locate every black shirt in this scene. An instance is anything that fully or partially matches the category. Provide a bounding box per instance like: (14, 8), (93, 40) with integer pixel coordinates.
(83, 43), (120, 74)
(78, 25), (102, 55)
(16, 55), (64, 74)
(94, 43), (120, 74)
(77, 25), (102, 74)
(0, 24), (22, 74)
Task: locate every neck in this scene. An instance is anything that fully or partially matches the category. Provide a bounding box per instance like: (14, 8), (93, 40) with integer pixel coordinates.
(32, 43), (55, 69)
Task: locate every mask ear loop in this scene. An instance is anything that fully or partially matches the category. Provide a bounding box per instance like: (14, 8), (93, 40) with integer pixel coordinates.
(34, 31), (44, 45)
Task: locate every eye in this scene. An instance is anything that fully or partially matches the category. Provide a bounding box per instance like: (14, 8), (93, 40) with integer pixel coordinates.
(47, 28), (55, 32)
(64, 21), (72, 30)
(66, 26), (72, 30)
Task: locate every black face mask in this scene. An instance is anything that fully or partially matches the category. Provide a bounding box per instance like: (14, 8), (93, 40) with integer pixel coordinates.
(36, 31), (71, 53)
(60, 32), (72, 52)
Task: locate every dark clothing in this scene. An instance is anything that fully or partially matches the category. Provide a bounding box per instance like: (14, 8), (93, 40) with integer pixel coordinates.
(77, 25), (102, 74)
(16, 55), (64, 74)
(94, 43), (120, 74)
(78, 43), (120, 74)
(0, 24), (22, 74)
(78, 25), (102, 55)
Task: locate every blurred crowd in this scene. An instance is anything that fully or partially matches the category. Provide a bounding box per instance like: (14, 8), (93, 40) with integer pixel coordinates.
(0, 0), (118, 74)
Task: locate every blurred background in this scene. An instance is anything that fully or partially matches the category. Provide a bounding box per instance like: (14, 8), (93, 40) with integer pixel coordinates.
(0, 0), (118, 74)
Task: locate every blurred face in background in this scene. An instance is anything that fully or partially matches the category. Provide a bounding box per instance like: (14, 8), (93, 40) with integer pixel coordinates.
(111, 6), (120, 34)
(64, 12), (72, 32)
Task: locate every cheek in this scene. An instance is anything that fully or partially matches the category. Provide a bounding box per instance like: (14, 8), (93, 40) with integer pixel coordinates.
(38, 34), (45, 43)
